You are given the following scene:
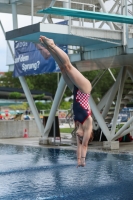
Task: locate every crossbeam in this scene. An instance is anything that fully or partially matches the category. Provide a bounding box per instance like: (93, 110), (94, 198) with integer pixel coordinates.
(37, 7), (133, 25)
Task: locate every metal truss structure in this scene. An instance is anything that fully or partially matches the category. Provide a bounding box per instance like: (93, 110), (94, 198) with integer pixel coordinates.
(1, 0), (133, 143)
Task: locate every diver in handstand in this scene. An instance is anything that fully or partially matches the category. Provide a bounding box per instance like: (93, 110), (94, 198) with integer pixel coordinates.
(39, 36), (93, 167)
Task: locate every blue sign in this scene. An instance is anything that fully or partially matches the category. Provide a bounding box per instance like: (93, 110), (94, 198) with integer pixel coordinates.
(13, 21), (68, 77)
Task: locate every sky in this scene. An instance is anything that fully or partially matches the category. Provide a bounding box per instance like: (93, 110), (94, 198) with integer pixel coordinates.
(0, 13), (45, 72)
(0, 0), (131, 72)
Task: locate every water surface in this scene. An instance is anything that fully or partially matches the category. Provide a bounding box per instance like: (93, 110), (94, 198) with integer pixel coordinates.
(0, 144), (133, 200)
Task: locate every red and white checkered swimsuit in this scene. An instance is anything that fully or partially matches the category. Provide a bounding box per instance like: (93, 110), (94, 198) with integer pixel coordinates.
(73, 85), (91, 124)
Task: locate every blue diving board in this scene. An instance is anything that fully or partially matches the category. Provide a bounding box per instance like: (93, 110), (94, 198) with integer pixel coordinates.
(37, 7), (133, 25)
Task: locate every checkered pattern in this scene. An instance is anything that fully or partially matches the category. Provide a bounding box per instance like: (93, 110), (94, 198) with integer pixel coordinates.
(76, 89), (90, 110)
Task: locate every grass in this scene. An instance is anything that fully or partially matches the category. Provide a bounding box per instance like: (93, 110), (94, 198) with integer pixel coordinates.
(60, 127), (73, 133)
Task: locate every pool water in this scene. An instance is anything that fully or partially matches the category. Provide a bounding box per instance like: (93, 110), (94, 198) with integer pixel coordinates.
(0, 144), (133, 200)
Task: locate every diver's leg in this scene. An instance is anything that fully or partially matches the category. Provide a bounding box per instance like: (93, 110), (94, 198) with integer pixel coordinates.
(60, 66), (74, 92)
(39, 36), (92, 94)
(81, 116), (93, 166)
(76, 135), (82, 167)
(76, 122), (84, 167)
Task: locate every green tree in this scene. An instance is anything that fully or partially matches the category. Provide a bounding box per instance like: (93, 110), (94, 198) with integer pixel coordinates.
(59, 101), (72, 110)
(25, 73), (59, 95)
(91, 68), (120, 102)
(0, 68), (120, 102)
(35, 101), (52, 110)
(33, 94), (45, 100)
(26, 77), (34, 89)
(9, 92), (22, 100)
(0, 72), (21, 88)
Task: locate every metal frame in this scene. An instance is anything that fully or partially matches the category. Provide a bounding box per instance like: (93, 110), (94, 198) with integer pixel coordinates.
(102, 68), (123, 120)
(98, 0), (115, 30)
(39, 0), (133, 142)
(41, 0), (56, 23)
(99, 0), (121, 29)
(11, 0), (44, 135)
(110, 67), (127, 137)
(43, 76), (67, 137)
(2, 0), (133, 142)
(0, 21), (14, 58)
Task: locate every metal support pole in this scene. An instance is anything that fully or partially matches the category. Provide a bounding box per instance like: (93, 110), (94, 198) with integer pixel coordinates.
(102, 68), (123, 119)
(47, 15), (53, 24)
(115, 126), (133, 140)
(99, 0), (120, 28)
(0, 21), (14, 59)
(125, 0), (129, 50)
(11, 2), (44, 135)
(79, 18), (81, 27)
(108, 68), (116, 82)
(31, 0), (34, 24)
(82, 4), (84, 27)
(43, 76), (67, 137)
(63, 0), (72, 54)
(112, 115), (133, 140)
(92, 69), (107, 89)
(11, 2), (18, 29)
(42, 0), (56, 23)
(97, 86), (113, 111)
(111, 67), (126, 136)
(98, 0), (115, 30)
(121, 0), (127, 49)
(42, 0), (71, 139)
(89, 96), (111, 141)
(19, 78), (44, 134)
(93, 6), (95, 28)
(68, 0), (71, 37)
(127, 67), (133, 81)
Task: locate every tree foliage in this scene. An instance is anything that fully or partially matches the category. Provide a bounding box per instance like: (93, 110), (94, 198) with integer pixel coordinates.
(35, 101), (52, 111)
(0, 72), (21, 88)
(9, 92), (22, 99)
(33, 94), (45, 100)
(0, 68), (120, 105)
(59, 101), (72, 110)
(90, 68), (120, 103)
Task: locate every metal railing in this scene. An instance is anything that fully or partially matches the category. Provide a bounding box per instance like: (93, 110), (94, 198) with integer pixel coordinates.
(56, 0), (99, 28)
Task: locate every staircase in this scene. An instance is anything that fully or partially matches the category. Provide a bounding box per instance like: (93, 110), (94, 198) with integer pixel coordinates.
(105, 77), (133, 123)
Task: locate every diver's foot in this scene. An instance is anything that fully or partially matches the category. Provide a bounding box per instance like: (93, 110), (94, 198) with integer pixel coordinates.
(39, 36), (55, 49)
(81, 157), (86, 167)
(77, 158), (81, 168)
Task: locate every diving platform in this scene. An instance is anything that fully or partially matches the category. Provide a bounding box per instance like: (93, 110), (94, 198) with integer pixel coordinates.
(38, 7), (133, 25)
(5, 22), (133, 72)
(6, 22), (122, 48)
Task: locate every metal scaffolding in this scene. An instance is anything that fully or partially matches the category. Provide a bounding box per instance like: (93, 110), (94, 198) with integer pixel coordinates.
(1, 0), (133, 143)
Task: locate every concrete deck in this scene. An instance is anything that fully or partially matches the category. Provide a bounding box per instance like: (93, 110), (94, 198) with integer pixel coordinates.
(0, 134), (133, 155)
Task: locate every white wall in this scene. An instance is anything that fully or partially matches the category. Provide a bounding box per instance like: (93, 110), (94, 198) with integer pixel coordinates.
(0, 120), (41, 138)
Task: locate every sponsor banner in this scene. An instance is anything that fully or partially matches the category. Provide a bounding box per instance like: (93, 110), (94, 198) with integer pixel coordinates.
(13, 20), (68, 77)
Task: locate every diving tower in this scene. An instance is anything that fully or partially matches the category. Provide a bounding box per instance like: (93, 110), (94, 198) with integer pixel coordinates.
(1, 0), (133, 147)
